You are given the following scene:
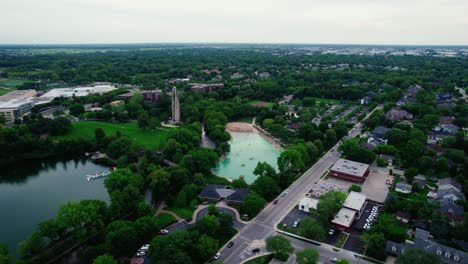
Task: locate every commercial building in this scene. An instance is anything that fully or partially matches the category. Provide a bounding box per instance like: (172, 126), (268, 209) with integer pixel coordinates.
(0, 99), (33, 122)
(331, 191), (367, 230)
(342, 191), (367, 219)
(40, 84), (117, 102)
(331, 208), (356, 230)
(328, 159), (370, 183)
(189, 83), (224, 93)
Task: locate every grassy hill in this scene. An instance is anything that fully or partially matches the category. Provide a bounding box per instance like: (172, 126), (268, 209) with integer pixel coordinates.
(60, 120), (170, 149)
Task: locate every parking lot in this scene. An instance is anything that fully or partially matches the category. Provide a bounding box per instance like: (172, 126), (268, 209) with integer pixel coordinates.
(280, 207), (308, 228)
(324, 228), (341, 245)
(361, 171), (392, 203)
(311, 177), (351, 197)
(343, 230), (365, 253)
(352, 203), (381, 230)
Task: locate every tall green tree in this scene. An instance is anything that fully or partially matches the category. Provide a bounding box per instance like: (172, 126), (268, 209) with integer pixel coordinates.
(296, 248), (319, 264)
(93, 254), (118, 264)
(266, 235), (294, 262)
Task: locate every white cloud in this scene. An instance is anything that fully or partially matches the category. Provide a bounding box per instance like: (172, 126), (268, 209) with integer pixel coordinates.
(0, 0), (467, 44)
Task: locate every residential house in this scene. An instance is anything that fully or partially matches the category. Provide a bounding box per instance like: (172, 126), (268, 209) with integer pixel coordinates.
(230, 72), (245, 79)
(386, 228), (467, 264)
(396, 84), (423, 106)
(437, 178), (465, 203)
(435, 92), (455, 108)
(396, 183), (412, 194)
(396, 211), (411, 224)
(367, 126), (390, 147)
(258, 72), (271, 78)
(428, 124), (459, 144)
(385, 107), (413, 123)
(440, 200), (464, 222)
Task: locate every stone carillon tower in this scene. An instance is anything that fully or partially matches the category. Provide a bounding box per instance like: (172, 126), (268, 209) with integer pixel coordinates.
(171, 87), (180, 124)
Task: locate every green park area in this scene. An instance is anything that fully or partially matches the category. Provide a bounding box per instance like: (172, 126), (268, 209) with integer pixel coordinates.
(248, 100), (274, 109)
(60, 120), (170, 149)
(0, 78), (27, 88)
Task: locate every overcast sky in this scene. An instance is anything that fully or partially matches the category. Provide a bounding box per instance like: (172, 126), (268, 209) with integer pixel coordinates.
(1, 0), (467, 45)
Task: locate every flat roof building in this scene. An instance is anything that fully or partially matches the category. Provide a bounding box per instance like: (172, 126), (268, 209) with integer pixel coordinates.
(189, 83), (224, 93)
(40, 84), (117, 100)
(329, 159), (370, 183)
(343, 191), (367, 219)
(0, 99), (33, 122)
(331, 208), (356, 230)
(298, 197), (318, 213)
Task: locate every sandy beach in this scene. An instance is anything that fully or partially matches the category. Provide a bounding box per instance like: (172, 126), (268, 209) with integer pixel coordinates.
(225, 121), (284, 151)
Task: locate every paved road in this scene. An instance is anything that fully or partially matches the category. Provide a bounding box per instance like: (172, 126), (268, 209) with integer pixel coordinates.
(218, 106), (381, 264)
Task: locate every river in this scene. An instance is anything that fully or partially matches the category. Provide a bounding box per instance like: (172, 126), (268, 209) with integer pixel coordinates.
(0, 158), (110, 256)
(213, 132), (280, 184)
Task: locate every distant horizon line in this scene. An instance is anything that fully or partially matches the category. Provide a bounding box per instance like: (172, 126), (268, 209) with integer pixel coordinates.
(0, 42), (467, 48)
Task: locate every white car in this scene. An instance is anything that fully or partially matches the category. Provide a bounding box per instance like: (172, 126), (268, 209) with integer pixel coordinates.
(136, 251), (146, 257)
(293, 220), (300, 228)
(140, 244), (149, 251)
(329, 229), (335, 235)
(213, 253), (222, 260)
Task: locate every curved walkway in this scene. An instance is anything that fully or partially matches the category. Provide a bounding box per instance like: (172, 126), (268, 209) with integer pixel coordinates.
(161, 202), (248, 232)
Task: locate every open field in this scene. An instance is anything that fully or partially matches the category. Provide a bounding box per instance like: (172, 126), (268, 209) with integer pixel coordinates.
(248, 100), (274, 109)
(59, 121), (170, 149)
(0, 79), (27, 88)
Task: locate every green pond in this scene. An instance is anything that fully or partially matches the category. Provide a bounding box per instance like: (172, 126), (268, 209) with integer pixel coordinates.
(0, 159), (110, 256)
(213, 132), (281, 184)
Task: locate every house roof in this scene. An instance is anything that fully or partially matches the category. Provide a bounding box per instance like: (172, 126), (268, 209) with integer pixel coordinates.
(331, 208), (356, 228)
(440, 200), (464, 221)
(199, 184), (251, 203)
(372, 126), (390, 138)
(396, 211), (411, 220)
(396, 183), (412, 193)
(438, 178), (462, 191)
(386, 229), (468, 264)
(330, 159), (370, 178)
(437, 188), (465, 201)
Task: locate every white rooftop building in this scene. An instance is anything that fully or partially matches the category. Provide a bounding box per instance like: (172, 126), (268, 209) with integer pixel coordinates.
(298, 197), (318, 213)
(343, 191), (367, 219)
(40, 84), (117, 101)
(331, 208), (356, 230)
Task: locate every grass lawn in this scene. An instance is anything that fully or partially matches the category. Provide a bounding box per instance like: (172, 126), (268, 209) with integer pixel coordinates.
(59, 120), (170, 149)
(0, 88), (15, 96)
(154, 213), (177, 228)
(0, 79), (27, 88)
(335, 232), (349, 248)
(248, 100), (274, 109)
(205, 174), (230, 185)
(165, 207), (195, 222)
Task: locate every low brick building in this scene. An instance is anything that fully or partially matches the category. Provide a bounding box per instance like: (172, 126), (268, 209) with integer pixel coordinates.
(328, 159), (370, 183)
